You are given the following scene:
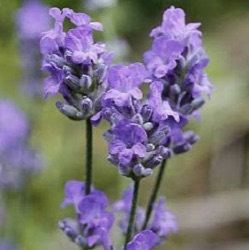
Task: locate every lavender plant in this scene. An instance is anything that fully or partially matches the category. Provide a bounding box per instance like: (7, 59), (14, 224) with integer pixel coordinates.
(40, 6), (213, 250)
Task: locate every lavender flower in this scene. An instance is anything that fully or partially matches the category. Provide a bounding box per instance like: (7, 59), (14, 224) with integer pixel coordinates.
(60, 180), (86, 209)
(126, 230), (159, 250)
(0, 100), (29, 153)
(102, 63), (148, 107)
(16, 0), (50, 39)
(100, 6), (213, 178)
(59, 180), (114, 250)
(40, 7), (112, 120)
(144, 6), (213, 118)
(0, 100), (43, 190)
(16, 0), (51, 97)
(149, 197), (178, 239)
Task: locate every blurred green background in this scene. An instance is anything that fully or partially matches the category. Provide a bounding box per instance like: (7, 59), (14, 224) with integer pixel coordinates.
(1, 0), (249, 249)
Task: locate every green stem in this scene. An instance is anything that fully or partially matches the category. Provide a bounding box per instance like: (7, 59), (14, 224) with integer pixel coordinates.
(85, 118), (93, 195)
(124, 179), (141, 247)
(142, 159), (167, 229)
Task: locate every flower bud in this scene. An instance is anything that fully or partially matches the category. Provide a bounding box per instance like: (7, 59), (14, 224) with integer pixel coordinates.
(79, 75), (92, 91)
(191, 98), (205, 111)
(183, 131), (200, 145)
(170, 84), (181, 95)
(58, 218), (81, 243)
(143, 122), (154, 131)
(95, 64), (107, 84)
(65, 74), (81, 92)
(140, 104), (153, 122)
(146, 143), (155, 152)
(144, 153), (163, 169)
(118, 163), (132, 176)
(132, 114), (144, 125)
(133, 164), (152, 177)
(48, 54), (65, 68)
(149, 126), (170, 145)
(180, 103), (192, 115)
(80, 98), (93, 116)
(173, 142), (191, 154)
(64, 50), (73, 62)
(56, 102), (84, 120)
(157, 146), (172, 158)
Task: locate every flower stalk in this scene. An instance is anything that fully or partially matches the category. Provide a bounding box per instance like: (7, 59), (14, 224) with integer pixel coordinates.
(142, 159), (167, 229)
(85, 118), (93, 195)
(124, 179), (141, 247)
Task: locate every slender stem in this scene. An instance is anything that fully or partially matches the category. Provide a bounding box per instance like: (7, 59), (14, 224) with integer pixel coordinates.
(85, 118), (93, 195)
(142, 159), (167, 229)
(124, 179), (141, 247)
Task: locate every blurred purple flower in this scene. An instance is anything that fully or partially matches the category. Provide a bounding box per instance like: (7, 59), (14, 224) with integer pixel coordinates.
(16, 0), (50, 39)
(61, 180), (86, 209)
(0, 100), (43, 190)
(149, 197), (178, 239)
(126, 230), (159, 250)
(16, 0), (51, 97)
(0, 100), (29, 153)
(59, 181), (114, 250)
(0, 240), (18, 250)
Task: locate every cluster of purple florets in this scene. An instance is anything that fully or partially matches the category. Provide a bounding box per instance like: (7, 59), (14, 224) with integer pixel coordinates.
(40, 7), (112, 120)
(40, 6), (212, 250)
(58, 181), (176, 250)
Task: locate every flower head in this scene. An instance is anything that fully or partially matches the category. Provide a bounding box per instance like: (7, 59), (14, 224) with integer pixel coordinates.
(149, 197), (178, 239)
(59, 181), (114, 250)
(40, 7), (112, 120)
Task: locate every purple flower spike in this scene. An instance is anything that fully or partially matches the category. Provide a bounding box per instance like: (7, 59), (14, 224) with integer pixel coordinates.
(40, 7), (112, 120)
(126, 230), (160, 250)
